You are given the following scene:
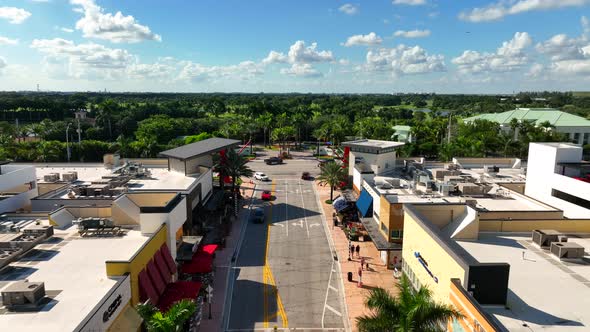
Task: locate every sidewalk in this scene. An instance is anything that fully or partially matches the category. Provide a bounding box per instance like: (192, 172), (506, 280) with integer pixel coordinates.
(198, 180), (256, 331)
(314, 183), (399, 332)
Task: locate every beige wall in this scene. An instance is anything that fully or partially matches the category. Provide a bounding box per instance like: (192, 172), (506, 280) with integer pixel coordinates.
(65, 206), (112, 218)
(402, 209), (468, 305)
(480, 218), (590, 232)
(127, 192), (177, 207)
(38, 183), (68, 195)
(478, 210), (564, 221)
(378, 197), (404, 242)
(416, 204), (466, 229)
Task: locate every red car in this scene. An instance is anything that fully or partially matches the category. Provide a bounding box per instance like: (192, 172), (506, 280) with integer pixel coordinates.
(261, 190), (272, 200)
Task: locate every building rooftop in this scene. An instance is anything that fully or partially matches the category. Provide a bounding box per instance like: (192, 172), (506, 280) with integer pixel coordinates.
(159, 137), (240, 160)
(343, 139), (405, 150)
(456, 233), (590, 332)
(463, 108), (590, 127)
(0, 220), (150, 332)
(35, 165), (200, 198)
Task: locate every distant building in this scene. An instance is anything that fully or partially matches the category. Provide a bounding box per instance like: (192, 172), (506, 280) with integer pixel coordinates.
(463, 108), (590, 145)
(392, 125), (413, 143)
(0, 162), (38, 213)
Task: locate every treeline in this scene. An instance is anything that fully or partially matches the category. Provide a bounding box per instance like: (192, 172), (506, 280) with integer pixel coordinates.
(0, 92), (588, 162)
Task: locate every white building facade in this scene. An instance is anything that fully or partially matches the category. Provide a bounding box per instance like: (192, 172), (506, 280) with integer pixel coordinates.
(0, 163), (38, 213)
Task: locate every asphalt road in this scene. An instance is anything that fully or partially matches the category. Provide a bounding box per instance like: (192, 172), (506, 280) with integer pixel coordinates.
(226, 155), (346, 331)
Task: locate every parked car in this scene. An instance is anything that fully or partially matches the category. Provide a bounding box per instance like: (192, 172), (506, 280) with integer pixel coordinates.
(250, 208), (265, 224)
(261, 190), (272, 200)
(301, 172), (311, 180)
(254, 172), (269, 181)
(264, 157), (283, 165)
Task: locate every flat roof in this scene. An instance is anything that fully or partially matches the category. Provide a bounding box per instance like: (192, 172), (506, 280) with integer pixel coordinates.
(456, 233), (590, 332)
(35, 166), (199, 196)
(159, 137), (240, 160)
(342, 139), (405, 149)
(0, 221), (150, 332)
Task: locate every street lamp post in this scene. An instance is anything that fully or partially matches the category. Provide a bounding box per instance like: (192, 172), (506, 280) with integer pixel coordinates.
(66, 123), (72, 163)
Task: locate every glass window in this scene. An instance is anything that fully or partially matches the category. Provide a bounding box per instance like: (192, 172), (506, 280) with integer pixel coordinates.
(584, 133), (589, 145)
(391, 230), (403, 239)
(574, 133), (581, 144)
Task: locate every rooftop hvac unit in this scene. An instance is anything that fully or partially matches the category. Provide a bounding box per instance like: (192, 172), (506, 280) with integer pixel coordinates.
(438, 183), (454, 196)
(43, 173), (60, 182)
(1, 281), (46, 308)
(550, 242), (585, 260)
(62, 172), (78, 182)
(532, 229), (561, 248)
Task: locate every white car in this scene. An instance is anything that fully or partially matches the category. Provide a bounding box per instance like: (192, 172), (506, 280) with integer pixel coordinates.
(254, 172), (269, 181)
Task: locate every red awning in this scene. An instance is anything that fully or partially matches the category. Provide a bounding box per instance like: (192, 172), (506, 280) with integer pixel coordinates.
(181, 255), (213, 274)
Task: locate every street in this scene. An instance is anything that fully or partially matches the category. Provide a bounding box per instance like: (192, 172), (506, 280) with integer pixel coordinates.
(226, 154), (347, 331)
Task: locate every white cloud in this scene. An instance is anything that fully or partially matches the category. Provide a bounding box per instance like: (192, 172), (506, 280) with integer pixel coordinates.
(0, 7), (32, 24)
(536, 17), (590, 76)
(582, 16), (589, 36)
(71, 0), (161, 43)
(459, 0), (590, 23)
(338, 4), (359, 15)
(452, 32), (532, 74)
(280, 63), (322, 78)
(526, 63), (545, 77)
(178, 60), (264, 82)
(393, 29), (431, 38)
(392, 0), (426, 5)
(0, 36), (19, 46)
(265, 41), (333, 65)
(339, 59), (350, 65)
(365, 44), (446, 75)
(428, 12), (439, 18)
(30, 38), (134, 79)
(343, 32), (382, 47)
(61, 27), (74, 33)
(0, 57), (6, 69)
(262, 50), (288, 65)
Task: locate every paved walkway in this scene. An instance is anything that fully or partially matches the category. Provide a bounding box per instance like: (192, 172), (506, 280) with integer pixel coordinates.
(199, 180), (256, 331)
(314, 183), (399, 332)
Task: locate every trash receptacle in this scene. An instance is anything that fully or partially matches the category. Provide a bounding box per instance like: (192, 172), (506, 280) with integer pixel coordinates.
(347, 271), (353, 282)
(333, 218), (338, 227)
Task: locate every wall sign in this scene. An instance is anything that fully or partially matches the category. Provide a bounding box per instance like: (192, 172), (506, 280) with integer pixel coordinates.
(102, 294), (122, 323)
(415, 251), (438, 283)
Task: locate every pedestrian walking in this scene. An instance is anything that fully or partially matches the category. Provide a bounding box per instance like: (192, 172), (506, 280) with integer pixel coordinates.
(349, 244), (355, 260)
(355, 244), (360, 258)
(348, 241), (353, 261)
(357, 267), (363, 287)
(360, 257), (365, 270)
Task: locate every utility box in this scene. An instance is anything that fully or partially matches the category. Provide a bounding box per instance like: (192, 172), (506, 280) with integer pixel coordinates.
(1, 281), (46, 308)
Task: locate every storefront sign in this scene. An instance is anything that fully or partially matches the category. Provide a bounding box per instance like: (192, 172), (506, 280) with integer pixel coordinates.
(76, 275), (131, 332)
(103, 294), (123, 322)
(415, 251), (438, 283)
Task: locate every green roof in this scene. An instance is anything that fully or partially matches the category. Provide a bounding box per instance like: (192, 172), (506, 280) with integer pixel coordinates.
(463, 108), (590, 127)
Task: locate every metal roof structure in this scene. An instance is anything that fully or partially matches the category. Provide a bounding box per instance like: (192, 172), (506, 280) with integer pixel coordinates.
(463, 108), (590, 127)
(159, 137), (240, 160)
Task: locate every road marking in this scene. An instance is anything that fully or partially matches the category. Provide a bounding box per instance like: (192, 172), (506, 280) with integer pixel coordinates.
(328, 285), (338, 292)
(309, 223), (320, 228)
(292, 220), (304, 228)
(325, 304), (342, 317)
(298, 180), (310, 238)
(321, 259), (337, 328)
(263, 179), (288, 328)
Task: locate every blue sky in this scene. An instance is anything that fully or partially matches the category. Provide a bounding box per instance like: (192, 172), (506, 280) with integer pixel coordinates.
(0, 0), (589, 93)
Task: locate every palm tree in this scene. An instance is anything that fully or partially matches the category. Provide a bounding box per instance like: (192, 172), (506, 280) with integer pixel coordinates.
(218, 149), (254, 216)
(136, 299), (196, 332)
(316, 161), (346, 201)
(356, 276), (463, 332)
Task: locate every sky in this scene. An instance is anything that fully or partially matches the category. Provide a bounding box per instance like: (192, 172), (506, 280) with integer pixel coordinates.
(0, 0), (589, 94)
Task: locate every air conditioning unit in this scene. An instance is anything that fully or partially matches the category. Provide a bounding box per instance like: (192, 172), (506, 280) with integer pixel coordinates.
(43, 173), (60, 182)
(62, 172), (78, 182)
(551, 242), (585, 260)
(1, 281), (46, 308)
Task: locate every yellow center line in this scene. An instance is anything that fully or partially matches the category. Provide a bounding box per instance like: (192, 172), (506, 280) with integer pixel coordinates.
(262, 180), (288, 328)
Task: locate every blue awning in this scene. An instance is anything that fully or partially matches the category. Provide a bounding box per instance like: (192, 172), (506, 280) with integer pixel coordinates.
(356, 189), (373, 217)
(332, 196), (348, 212)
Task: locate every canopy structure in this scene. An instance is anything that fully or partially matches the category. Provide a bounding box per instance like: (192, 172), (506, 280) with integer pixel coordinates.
(360, 218), (402, 251)
(356, 189), (373, 218)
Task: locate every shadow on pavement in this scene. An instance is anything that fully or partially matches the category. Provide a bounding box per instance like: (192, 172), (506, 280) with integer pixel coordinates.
(228, 272), (281, 330)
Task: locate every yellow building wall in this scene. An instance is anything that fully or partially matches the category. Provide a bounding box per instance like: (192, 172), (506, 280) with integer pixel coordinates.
(402, 211), (467, 305)
(480, 219), (590, 232)
(449, 279), (500, 332)
(378, 197), (405, 242)
(105, 225), (168, 305)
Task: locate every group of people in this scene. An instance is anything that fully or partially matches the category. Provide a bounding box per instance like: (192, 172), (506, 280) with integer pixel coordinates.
(348, 242), (361, 259)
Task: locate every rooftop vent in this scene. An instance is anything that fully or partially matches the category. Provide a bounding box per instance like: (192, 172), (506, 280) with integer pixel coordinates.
(43, 173), (60, 182)
(550, 242), (585, 260)
(1, 281), (46, 308)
